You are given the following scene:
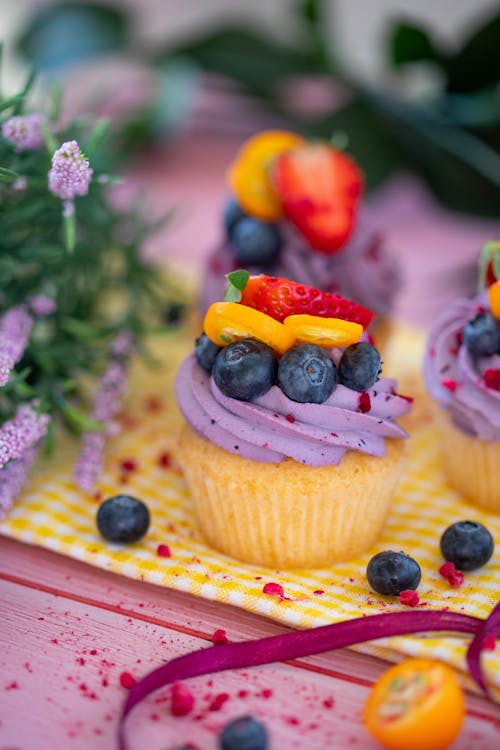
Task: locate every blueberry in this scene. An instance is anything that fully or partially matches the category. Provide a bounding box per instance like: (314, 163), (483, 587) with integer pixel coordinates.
(440, 520), (494, 571)
(224, 196), (247, 236)
(338, 342), (382, 392)
(96, 495), (150, 543)
(195, 332), (221, 372)
(219, 715), (268, 750)
(213, 338), (277, 401)
(367, 550), (421, 595)
(231, 217), (282, 267)
(463, 312), (500, 357)
(278, 344), (336, 403)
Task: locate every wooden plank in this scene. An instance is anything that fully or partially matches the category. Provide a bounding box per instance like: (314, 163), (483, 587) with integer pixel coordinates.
(2, 579), (498, 750)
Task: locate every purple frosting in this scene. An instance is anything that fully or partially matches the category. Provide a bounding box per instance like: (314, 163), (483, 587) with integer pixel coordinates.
(200, 211), (400, 319)
(175, 353), (411, 466)
(423, 292), (500, 440)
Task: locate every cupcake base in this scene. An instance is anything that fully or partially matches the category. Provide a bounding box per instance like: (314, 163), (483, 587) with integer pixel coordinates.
(177, 424), (408, 569)
(434, 410), (500, 513)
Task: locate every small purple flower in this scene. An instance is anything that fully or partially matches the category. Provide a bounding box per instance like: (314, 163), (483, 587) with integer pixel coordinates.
(2, 114), (45, 151)
(13, 176), (28, 191)
(0, 445), (38, 520)
(74, 336), (131, 492)
(0, 403), (49, 470)
(29, 295), (57, 317)
(0, 305), (33, 387)
(48, 140), (93, 201)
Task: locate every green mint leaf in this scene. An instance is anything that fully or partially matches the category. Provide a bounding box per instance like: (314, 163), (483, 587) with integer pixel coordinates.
(224, 269), (250, 302)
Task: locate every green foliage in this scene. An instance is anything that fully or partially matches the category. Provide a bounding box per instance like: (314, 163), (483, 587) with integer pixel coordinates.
(0, 74), (176, 432)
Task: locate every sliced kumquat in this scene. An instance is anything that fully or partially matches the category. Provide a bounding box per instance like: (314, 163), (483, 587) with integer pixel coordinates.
(283, 314), (363, 347)
(488, 279), (500, 320)
(363, 658), (465, 750)
(204, 301), (295, 354)
(227, 130), (305, 221)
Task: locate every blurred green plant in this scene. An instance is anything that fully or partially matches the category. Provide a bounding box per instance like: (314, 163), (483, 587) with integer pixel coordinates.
(14, 0), (500, 217)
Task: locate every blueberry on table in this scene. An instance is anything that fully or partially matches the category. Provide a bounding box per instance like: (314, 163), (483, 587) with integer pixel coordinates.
(224, 196), (247, 236)
(232, 217), (282, 267)
(96, 494), (150, 543)
(463, 312), (500, 357)
(219, 715), (268, 750)
(367, 551), (421, 596)
(278, 343), (336, 403)
(338, 342), (382, 392)
(213, 338), (277, 401)
(195, 332), (221, 372)
(440, 520), (494, 571)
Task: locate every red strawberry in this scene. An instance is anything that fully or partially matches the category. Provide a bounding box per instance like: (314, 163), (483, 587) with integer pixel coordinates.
(240, 275), (375, 327)
(272, 142), (363, 254)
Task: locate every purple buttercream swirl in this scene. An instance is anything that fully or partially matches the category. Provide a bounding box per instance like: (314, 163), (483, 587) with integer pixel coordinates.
(176, 354), (410, 466)
(200, 211), (400, 320)
(423, 292), (500, 441)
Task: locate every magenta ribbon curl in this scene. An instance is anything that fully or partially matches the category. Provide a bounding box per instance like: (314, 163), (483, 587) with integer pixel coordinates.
(118, 602), (500, 749)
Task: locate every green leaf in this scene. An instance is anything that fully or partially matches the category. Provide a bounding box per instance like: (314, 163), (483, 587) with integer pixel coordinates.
(16, 2), (128, 72)
(162, 27), (318, 97)
(0, 167), (19, 183)
(224, 269), (250, 302)
(60, 402), (103, 433)
(388, 22), (439, 68)
(445, 12), (500, 93)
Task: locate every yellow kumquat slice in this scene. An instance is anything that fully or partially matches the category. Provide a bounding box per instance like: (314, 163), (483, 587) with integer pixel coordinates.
(204, 302), (296, 354)
(488, 280), (500, 320)
(227, 130), (305, 221)
(283, 314), (363, 347)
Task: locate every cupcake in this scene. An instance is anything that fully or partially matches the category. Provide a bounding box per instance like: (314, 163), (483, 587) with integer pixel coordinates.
(423, 244), (500, 513)
(177, 273), (412, 568)
(200, 131), (400, 347)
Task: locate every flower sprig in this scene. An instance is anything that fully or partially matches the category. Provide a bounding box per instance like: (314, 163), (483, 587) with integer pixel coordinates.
(0, 73), (179, 513)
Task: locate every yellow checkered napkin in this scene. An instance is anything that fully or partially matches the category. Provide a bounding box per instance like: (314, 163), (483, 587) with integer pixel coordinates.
(1, 324), (499, 697)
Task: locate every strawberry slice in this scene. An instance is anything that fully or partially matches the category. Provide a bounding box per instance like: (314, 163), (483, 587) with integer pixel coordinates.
(272, 142), (363, 254)
(240, 275), (375, 327)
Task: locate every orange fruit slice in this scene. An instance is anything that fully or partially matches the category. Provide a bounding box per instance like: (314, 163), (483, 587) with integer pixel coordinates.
(204, 302), (295, 354)
(363, 658), (465, 750)
(283, 314), (363, 347)
(488, 280), (500, 319)
(227, 130), (305, 221)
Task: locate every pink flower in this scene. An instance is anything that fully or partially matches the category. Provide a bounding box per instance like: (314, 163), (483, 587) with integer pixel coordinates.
(0, 305), (33, 386)
(48, 140), (93, 200)
(0, 403), (49, 470)
(29, 295), (57, 317)
(2, 114), (45, 151)
(0, 445), (38, 520)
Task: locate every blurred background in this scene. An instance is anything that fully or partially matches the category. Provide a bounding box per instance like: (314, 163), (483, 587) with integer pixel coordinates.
(1, 0), (500, 323)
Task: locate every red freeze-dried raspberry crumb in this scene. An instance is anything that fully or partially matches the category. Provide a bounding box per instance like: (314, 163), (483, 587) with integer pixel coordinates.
(262, 582), (285, 598)
(171, 681), (195, 716)
(209, 692), (230, 711)
(157, 544), (171, 558)
(212, 629), (228, 646)
(285, 413), (296, 423)
(399, 589), (420, 607)
(484, 369), (500, 390)
(120, 458), (138, 473)
(358, 392), (371, 413)
(441, 379), (458, 393)
(119, 672), (136, 690)
(396, 393), (414, 403)
(482, 635), (496, 651)
(439, 562), (464, 588)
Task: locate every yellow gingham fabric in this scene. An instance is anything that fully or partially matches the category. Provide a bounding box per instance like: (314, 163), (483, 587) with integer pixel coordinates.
(1, 322), (499, 698)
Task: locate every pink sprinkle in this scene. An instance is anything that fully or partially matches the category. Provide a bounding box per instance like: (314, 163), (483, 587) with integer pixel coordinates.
(285, 413), (296, 423)
(260, 688), (273, 699)
(119, 672), (136, 690)
(441, 379), (458, 392)
(212, 629), (228, 646)
(399, 589), (420, 607)
(5, 681), (19, 690)
(263, 582), (285, 598)
(396, 393), (414, 403)
(323, 697), (335, 709)
(209, 692), (229, 711)
(237, 689), (248, 698)
(358, 392), (371, 413)
(171, 681), (195, 716)
(483, 635), (496, 651)
(157, 544), (171, 558)
(483, 369), (500, 391)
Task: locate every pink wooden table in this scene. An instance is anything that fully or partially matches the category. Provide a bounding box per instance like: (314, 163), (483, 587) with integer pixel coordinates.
(2, 131), (500, 749)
